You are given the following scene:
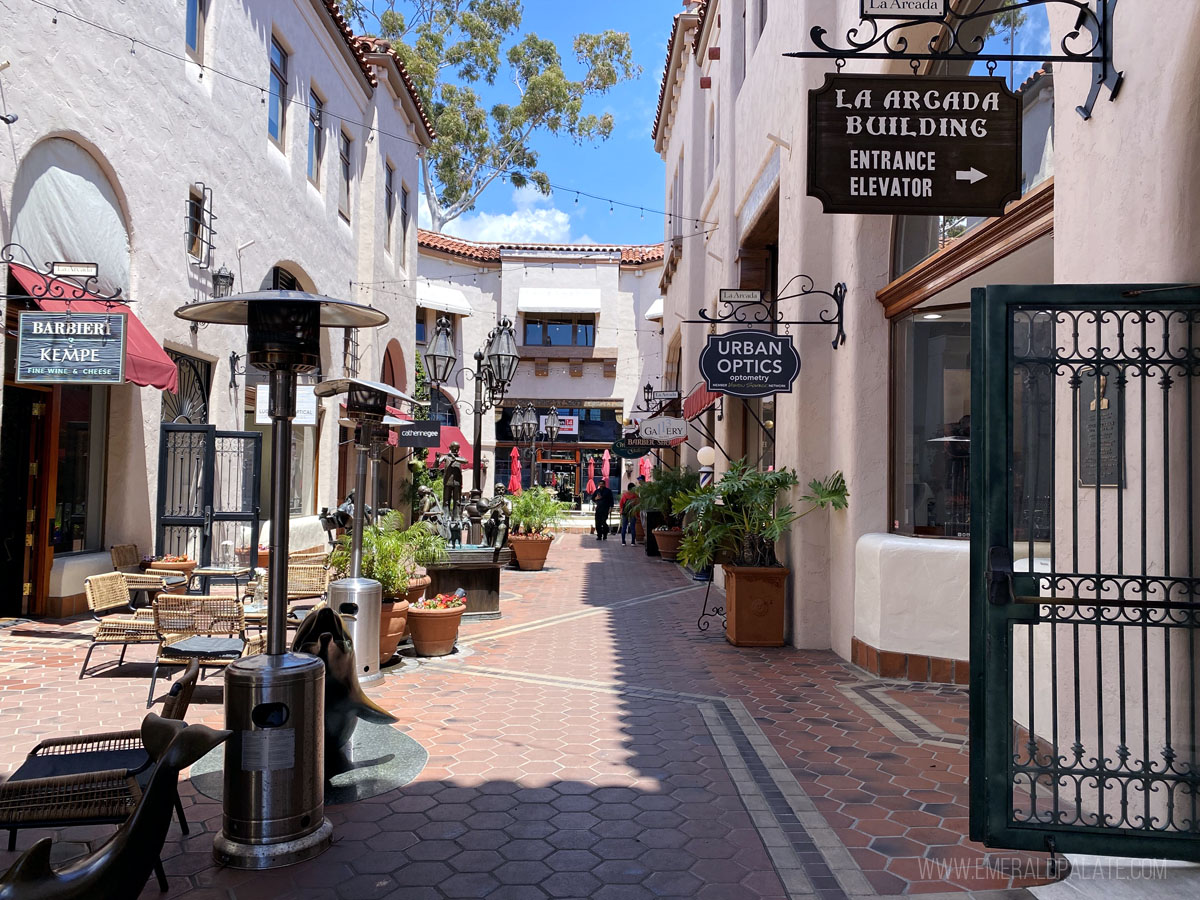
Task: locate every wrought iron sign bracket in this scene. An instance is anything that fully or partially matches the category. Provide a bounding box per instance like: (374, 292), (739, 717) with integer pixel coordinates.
(1, 242), (126, 307)
(683, 276), (847, 350)
(784, 0), (1122, 120)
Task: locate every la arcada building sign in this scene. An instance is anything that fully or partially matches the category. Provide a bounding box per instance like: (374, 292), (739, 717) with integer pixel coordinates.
(808, 74), (1021, 217)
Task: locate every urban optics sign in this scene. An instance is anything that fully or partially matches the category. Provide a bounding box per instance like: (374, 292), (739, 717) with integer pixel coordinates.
(808, 74), (1021, 217)
(16, 312), (127, 384)
(698, 330), (801, 398)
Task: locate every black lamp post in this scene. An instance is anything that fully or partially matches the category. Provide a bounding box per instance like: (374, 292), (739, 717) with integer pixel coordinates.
(424, 315), (519, 496)
(175, 291), (387, 870)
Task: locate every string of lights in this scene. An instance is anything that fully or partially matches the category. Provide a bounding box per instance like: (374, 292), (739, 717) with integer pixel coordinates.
(24, 0), (719, 230)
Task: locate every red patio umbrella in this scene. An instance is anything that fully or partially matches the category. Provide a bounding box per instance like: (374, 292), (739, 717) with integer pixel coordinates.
(586, 456), (596, 494)
(601, 448), (611, 486)
(508, 446), (522, 494)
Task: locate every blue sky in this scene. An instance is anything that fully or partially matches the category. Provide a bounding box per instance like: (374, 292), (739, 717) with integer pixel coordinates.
(361, 1), (675, 246)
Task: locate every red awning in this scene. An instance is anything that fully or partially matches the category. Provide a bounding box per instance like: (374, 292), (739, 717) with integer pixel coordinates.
(8, 263), (178, 393)
(425, 425), (474, 469)
(684, 385), (722, 420)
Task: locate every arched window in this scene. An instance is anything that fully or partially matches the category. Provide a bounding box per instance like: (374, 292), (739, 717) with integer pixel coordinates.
(429, 389), (457, 426)
(380, 339), (407, 392)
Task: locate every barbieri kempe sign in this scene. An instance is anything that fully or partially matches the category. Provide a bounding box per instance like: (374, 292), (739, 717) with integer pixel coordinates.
(808, 74), (1021, 217)
(16, 312), (127, 384)
(699, 330), (801, 398)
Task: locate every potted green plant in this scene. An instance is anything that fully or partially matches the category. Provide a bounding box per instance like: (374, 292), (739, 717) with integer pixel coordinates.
(408, 589), (467, 657)
(329, 512), (447, 663)
(674, 462), (847, 647)
(634, 466), (700, 561)
(507, 487), (566, 571)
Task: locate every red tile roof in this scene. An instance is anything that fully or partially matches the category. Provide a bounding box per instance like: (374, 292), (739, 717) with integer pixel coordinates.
(319, 1), (377, 89)
(693, 0), (711, 55)
(418, 230), (664, 266)
(652, 3), (704, 145)
(354, 36), (437, 141)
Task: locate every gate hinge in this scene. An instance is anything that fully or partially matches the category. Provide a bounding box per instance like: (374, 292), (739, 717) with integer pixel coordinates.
(22, 583), (32, 597)
(987, 546), (1015, 606)
(24, 534), (33, 547)
(31, 402), (45, 417)
(26, 509), (36, 523)
(28, 462), (37, 476)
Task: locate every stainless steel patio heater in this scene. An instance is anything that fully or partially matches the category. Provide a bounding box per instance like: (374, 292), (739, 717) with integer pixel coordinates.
(312, 377), (412, 683)
(175, 291), (387, 869)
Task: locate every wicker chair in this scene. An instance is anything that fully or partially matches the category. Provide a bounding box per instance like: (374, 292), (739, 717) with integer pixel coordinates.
(110, 543), (187, 601)
(288, 549), (330, 565)
(249, 564), (331, 604)
(80, 573), (160, 679)
(148, 595), (266, 707)
(0, 662), (202, 891)
(109, 543), (142, 570)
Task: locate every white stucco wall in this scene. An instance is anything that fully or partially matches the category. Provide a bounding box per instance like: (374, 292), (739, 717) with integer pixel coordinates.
(0, 0), (428, 593)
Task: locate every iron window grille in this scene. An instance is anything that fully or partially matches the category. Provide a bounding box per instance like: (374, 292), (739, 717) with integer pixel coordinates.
(401, 185), (411, 246)
(343, 327), (360, 378)
(338, 130), (352, 220)
(384, 162), (395, 249)
(307, 90), (324, 184)
(185, 183), (216, 269)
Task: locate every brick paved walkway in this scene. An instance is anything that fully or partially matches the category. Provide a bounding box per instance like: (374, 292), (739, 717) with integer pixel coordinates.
(0, 535), (1059, 898)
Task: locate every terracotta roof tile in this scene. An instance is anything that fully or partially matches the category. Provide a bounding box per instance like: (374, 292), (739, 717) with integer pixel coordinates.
(693, 0), (710, 55)
(418, 229), (664, 266)
(652, 3), (704, 145)
(319, 1), (377, 89)
(354, 35), (437, 141)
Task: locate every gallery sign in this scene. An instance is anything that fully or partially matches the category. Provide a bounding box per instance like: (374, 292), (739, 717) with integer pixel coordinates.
(638, 416), (687, 441)
(393, 421), (442, 448)
(698, 330), (801, 398)
(16, 312), (127, 384)
(861, 0), (947, 19)
(808, 74), (1021, 217)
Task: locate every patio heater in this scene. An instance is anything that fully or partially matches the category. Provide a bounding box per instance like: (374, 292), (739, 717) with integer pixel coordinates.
(312, 377), (412, 684)
(175, 291), (387, 870)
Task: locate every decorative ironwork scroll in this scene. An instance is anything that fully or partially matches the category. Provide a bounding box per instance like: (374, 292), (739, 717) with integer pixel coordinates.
(784, 0), (1122, 119)
(684, 277), (847, 350)
(1, 242), (126, 306)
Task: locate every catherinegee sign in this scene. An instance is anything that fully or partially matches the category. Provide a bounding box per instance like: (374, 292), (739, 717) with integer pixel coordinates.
(16, 312), (127, 384)
(808, 74), (1021, 217)
(699, 330), (800, 398)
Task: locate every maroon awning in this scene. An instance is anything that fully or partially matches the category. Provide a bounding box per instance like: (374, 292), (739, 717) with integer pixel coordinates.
(684, 385), (722, 420)
(8, 263), (178, 393)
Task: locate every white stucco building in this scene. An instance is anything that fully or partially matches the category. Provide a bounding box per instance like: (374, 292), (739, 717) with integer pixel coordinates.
(0, 0), (433, 616)
(414, 231), (663, 497)
(653, 0), (1192, 686)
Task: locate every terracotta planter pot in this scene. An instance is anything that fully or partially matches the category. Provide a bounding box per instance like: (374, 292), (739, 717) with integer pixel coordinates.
(634, 517), (645, 542)
(379, 573), (425, 666)
(652, 529), (684, 561)
(407, 604), (465, 657)
(509, 534), (553, 571)
(723, 564), (789, 647)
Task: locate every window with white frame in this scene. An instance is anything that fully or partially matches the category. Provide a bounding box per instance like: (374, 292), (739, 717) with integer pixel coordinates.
(307, 90), (324, 185)
(186, 0), (207, 60)
(338, 130), (352, 221)
(268, 38), (288, 145)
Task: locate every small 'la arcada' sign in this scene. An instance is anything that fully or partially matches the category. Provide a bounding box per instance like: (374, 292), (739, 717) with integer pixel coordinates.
(16, 311), (127, 384)
(699, 330), (801, 399)
(861, 0), (947, 19)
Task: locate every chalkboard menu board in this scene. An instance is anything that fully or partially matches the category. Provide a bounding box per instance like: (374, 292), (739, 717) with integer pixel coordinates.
(16, 312), (126, 384)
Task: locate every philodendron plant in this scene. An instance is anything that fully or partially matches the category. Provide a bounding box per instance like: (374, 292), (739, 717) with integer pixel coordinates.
(509, 487), (567, 536)
(633, 466), (700, 530)
(673, 460), (848, 569)
(329, 511), (448, 595)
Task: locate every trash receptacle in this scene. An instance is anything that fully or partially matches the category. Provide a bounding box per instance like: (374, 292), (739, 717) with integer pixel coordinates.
(328, 576), (382, 683)
(214, 652), (331, 869)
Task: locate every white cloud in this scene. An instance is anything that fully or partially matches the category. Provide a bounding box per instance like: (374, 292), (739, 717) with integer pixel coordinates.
(440, 185), (580, 243)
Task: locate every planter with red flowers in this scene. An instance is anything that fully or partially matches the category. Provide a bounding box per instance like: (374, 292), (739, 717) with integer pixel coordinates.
(407, 590), (467, 657)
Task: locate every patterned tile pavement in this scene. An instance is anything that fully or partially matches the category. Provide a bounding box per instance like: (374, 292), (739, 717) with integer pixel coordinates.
(0, 534), (1059, 898)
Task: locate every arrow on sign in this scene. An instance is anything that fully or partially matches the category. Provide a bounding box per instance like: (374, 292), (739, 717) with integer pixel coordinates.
(956, 168), (988, 185)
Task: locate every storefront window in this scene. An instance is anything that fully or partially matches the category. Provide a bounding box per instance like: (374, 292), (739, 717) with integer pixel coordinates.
(892, 308), (972, 537)
(52, 386), (107, 554)
(245, 381), (320, 519)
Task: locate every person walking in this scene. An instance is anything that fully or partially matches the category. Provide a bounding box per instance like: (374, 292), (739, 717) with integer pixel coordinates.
(618, 482), (639, 545)
(592, 482), (614, 540)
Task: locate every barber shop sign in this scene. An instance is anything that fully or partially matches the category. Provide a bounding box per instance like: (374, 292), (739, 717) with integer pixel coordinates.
(698, 330), (801, 398)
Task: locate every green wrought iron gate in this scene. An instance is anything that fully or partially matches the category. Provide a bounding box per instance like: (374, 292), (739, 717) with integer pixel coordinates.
(971, 283), (1200, 860)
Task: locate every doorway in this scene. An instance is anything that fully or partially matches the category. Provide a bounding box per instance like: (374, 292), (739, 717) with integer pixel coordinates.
(0, 385), (52, 616)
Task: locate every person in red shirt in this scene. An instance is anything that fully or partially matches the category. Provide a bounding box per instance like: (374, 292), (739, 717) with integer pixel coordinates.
(618, 483), (639, 545)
